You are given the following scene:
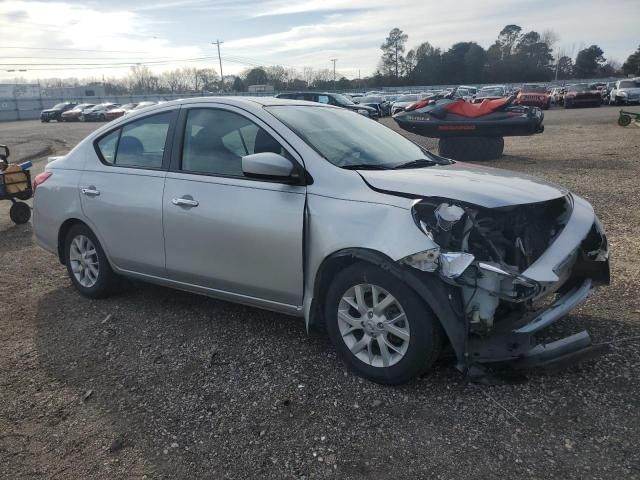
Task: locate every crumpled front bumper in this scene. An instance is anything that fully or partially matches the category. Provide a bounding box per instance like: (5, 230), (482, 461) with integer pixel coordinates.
(466, 194), (610, 370)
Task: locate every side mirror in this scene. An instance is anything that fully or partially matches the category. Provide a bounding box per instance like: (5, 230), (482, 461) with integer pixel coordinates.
(242, 152), (296, 181)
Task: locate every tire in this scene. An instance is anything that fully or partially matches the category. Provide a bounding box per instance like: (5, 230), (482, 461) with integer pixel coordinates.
(618, 115), (632, 127)
(64, 224), (119, 298)
(438, 136), (503, 161)
(615, 97), (622, 106)
(9, 202), (31, 224)
(325, 263), (443, 385)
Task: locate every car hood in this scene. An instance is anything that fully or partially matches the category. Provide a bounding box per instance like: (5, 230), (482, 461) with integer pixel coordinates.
(620, 87), (640, 94)
(358, 162), (568, 208)
(42, 108), (61, 113)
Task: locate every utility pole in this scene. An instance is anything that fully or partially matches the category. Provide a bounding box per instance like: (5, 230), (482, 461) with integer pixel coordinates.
(212, 40), (224, 92)
(330, 58), (337, 90)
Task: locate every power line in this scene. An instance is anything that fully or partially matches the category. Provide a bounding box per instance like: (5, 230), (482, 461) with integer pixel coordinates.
(0, 45), (149, 53)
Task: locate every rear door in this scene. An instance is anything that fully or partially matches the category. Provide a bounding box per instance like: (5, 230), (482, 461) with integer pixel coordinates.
(80, 108), (178, 277)
(162, 104), (306, 307)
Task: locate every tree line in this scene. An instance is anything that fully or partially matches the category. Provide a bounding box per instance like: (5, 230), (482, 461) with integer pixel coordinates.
(376, 25), (637, 86)
(19, 27), (640, 95)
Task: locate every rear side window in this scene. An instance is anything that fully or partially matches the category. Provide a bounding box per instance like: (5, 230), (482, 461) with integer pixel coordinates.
(95, 112), (172, 169)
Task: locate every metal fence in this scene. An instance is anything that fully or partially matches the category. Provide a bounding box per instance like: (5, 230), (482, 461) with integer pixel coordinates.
(0, 91), (280, 122)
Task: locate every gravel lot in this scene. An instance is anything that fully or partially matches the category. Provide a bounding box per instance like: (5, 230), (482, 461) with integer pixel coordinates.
(1, 106), (640, 479)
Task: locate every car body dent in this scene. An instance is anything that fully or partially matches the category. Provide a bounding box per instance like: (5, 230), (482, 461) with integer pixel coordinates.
(357, 162), (568, 208)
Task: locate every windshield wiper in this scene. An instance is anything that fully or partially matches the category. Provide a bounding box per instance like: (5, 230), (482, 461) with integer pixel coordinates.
(392, 158), (440, 169)
(341, 164), (392, 170)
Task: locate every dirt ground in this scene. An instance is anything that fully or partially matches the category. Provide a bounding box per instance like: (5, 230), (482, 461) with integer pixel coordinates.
(1, 106), (639, 479)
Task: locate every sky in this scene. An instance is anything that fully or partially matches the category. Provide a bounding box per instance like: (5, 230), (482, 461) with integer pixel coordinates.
(0, 0), (639, 82)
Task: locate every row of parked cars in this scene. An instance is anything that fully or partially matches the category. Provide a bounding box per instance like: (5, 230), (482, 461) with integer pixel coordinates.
(40, 78), (639, 125)
(40, 101), (160, 123)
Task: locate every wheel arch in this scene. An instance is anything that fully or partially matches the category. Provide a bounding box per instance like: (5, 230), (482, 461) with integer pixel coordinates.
(308, 247), (466, 365)
(57, 218), (87, 264)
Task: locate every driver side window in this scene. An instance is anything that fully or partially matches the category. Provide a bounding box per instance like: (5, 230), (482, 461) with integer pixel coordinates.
(181, 108), (291, 177)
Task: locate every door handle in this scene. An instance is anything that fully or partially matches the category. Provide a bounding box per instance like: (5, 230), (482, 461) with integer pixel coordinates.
(81, 187), (100, 197)
(172, 197), (199, 207)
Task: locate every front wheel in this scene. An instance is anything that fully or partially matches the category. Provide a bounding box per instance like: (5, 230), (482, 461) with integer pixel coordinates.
(65, 224), (119, 298)
(325, 263), (442, 385)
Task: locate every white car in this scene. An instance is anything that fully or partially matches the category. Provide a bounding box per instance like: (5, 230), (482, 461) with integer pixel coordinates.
(609, 79), (640, 105)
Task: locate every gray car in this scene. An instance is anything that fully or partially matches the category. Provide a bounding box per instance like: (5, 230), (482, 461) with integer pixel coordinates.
(33, 97), (610, 384)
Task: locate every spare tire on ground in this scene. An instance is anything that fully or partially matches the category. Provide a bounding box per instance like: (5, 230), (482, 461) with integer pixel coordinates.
(438, 136), (504, 161)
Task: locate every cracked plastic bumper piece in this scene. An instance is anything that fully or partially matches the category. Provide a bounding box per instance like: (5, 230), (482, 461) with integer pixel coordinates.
(514, 279), (592, 334)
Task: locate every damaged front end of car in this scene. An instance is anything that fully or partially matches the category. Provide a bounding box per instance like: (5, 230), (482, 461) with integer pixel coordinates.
(401, 193), (610, 374)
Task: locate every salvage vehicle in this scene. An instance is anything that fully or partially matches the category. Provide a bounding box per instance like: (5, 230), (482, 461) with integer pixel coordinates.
(32, 97), (609, 385)
(564, 84), (602, 108)
(61, 103), (96, 122)
(40, 101), (78, 122)
(515, 84), (551, 110)
(275, 92), (378, 119)
(80, 103), (121, 122)
(391, 94), (421, 115)
(608, 79), (640, 106)
(354, 95), (391, 117)
(472, 86), (508, 103)
(104, 103), (139, 121)
(393, 96), (544, 160)
(549, 87), (566, 106)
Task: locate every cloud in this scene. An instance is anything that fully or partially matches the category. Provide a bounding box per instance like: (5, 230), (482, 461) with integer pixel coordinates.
(1, 0), (638, 82)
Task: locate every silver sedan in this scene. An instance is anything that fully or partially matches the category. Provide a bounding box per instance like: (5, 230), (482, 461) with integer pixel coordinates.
(33, 97), (610, 384)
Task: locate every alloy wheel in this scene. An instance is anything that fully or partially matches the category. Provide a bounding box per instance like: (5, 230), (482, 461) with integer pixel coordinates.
(338, 283), (410, 368)
(69, 234), (100, 288)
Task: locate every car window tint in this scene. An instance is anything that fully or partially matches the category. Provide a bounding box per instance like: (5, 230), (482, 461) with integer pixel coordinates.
(181, 108), (289, 177)
(115, 112), (172, 168)
(318, 95), (329, 104)
(97, 129), (119, 164)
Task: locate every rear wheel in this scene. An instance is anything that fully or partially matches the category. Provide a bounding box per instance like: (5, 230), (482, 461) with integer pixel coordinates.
(65, 224), (118, 298)
(325, 263), (442, 385)
(9, 202), (31, 224)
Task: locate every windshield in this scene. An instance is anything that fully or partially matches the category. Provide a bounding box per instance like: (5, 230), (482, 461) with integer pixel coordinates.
(332, 94), (355, 106)
(478, 87), (504, 96)
(619, 80), (639, 89)
(568, 84), (589, 92)
(266, 105), (438, 169)
(52, 103), (69, 109)
(397, 94), (419, 102)
(522, 85), (546, 93)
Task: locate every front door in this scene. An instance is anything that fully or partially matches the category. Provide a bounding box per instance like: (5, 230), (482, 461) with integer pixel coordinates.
(162, 105), (306, 307)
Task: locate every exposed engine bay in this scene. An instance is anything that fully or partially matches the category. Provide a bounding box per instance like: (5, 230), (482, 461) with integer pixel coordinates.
(407, 195), (577, 332)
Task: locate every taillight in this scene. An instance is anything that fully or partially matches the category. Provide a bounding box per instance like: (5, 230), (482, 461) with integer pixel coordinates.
(33, 171), (52, 192)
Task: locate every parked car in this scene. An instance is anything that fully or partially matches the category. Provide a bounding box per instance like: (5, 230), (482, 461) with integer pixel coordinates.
(275, 92), (378, 119)
(472, 85), (508, 103)
(391, 94), (421, 115)
(81, 103), (121, 122)
(40, 102), (78, 122)
(32, 97), (610, 385)
(601, 81), (617, 103)
(609, 79), (640, 105)
(104, 103), (138, 121)
(564, 84), (602, 108)
(458, 85), (478, 96)
(61, 103), (95, 122)
(515, 84), (550, 109)
(128, 101), (158, 113)
(549, 87), (566, 106)
(354, 95), (390, 117)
